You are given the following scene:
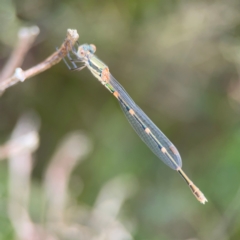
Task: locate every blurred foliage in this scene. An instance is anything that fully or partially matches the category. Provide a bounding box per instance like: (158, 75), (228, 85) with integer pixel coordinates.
(1, 0), (240, 239)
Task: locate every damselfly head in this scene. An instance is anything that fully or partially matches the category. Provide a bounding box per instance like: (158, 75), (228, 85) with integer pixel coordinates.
(77, 44), (96, 59)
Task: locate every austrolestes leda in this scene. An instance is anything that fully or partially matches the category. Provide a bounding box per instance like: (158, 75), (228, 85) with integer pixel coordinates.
(63, 43), (207, 204)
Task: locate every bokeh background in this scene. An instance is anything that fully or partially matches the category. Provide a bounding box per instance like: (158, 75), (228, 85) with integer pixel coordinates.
(1, 0), (240, 239)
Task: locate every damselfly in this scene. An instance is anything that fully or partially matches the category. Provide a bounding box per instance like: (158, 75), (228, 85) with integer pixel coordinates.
(63, 43), (207, 204)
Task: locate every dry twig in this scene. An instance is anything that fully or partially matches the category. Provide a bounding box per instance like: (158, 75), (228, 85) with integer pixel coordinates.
(0, 26), (40, 82)
(0, 29), (79, 94)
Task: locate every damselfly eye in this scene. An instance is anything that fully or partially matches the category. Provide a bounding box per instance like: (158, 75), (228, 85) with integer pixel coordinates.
(90, 44), (96, 53)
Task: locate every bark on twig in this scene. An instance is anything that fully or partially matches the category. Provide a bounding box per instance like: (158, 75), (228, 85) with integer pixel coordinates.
(0, 29), (79, 94)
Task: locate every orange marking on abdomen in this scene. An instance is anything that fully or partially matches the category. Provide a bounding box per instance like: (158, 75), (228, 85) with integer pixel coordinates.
(161, 147), (167, 153)
(170, 145), (178, 155)
(102, 67), (110, 82)
(145, 128), (150, 134)
(129, 109), (135, 116)
(113, 91), (119, 99)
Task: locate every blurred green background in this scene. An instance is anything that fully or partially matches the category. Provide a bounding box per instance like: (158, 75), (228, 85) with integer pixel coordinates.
(1, 0), (240, 239)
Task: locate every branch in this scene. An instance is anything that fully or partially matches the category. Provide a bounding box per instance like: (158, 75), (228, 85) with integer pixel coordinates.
(0, 26), (40, 82)
(0, 29), (79, 94)
(44, 131), (91, 222)
(0, 112), (40, 161)
(7, 112), (40, 240)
